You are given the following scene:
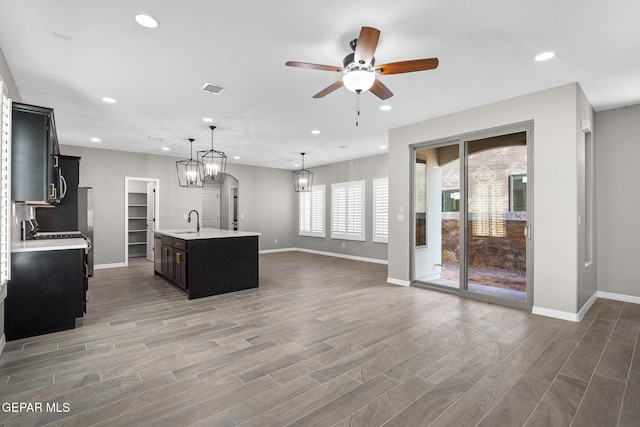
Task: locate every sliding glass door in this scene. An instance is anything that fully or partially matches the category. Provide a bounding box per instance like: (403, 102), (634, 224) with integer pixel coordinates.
(413, 125), (532, 309)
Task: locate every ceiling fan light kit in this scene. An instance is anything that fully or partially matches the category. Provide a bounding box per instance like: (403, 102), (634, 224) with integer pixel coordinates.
(342, 69), (376, 92)
(286, 26), (439, 102)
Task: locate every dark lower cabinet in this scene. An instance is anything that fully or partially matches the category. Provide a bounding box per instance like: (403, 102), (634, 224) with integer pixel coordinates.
(174, 248), (187, 290)
(5, 249), (86, 341)
(154, 233), (258, 299)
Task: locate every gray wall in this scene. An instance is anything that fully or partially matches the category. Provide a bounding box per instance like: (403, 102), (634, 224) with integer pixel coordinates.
(59, 144), (296, 266)
(595, 104), (640, 297)
(0, 45), (20, 101)
(295, 153), (389, 262)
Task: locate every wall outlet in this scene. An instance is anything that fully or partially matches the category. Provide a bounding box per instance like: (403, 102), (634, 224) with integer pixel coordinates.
(342, 242), (346, 248)
(183, 214), (188, 219)
(274, 238), (278, 244)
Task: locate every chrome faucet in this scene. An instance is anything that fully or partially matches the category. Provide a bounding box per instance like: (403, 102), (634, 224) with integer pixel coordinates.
(187, 209), (200, 232)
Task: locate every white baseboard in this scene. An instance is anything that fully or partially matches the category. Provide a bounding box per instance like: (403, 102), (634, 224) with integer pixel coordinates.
(95, 262), (127, 270)
(598, 291), (640, 304)
(532, 290), (634, 322)
(577, 292), (599, 321)
(387, 277), (411, 287)
(292, 248), (388, 265)
(259, 247), (296, 254)
(531, 306), (581, 322)
(532, 292), (597, 322)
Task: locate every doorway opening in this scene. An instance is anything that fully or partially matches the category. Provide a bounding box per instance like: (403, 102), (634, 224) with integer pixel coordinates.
(202, 173), (239, 230)
(412, 124), (533, 310)
(124, 177), (159, 265)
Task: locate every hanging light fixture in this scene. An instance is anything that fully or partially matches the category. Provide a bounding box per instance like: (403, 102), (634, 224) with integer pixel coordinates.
(292, 152), (314, 192)
(198, 125), (227, 183)
(176, 138), (204, 188)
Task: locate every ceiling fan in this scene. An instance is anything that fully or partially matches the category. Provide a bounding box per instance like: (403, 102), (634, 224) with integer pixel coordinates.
(286, 26), (439, 100)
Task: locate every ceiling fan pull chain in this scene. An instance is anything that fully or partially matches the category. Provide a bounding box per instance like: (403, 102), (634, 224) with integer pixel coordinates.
(355, 90), (361, 126)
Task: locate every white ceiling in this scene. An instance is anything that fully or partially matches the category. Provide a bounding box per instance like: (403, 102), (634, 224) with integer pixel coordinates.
(1, 0), (638, 170)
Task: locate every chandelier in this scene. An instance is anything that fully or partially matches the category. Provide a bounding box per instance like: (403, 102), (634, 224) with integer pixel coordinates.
(198, 125), (227, 183)
(176, 138), (203, 188)
(292, 153), (313, 192)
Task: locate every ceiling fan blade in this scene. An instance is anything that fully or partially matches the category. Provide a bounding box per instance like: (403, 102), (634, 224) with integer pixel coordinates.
(375, 58), (439, 75)
(285, 61), (343, 72)
(369, 79), (393, 100)
(313, 80), (344, 98)
(353, 26), (380, 66)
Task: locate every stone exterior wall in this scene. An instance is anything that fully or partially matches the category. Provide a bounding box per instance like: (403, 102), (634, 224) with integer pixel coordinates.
(441, 215), (526, 271)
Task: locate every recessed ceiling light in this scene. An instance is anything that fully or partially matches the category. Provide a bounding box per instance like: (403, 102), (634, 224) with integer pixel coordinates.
(233, 156), (240, 160)
(379, 105), (392, 111)
(379, 145), (387, 150)
(203, 117), (214, 123)
(135, 14), (159, 29)
(294, 163), (300, 168)
(101, 97), (116, 103)
(90, 137), (101, 143)
(311, 129), (320, 135)
(161, 147), (170, 151)
(535, 51), (555, 62)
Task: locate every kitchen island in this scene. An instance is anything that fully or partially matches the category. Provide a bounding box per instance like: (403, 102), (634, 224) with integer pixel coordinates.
(154, 228), (260, 299)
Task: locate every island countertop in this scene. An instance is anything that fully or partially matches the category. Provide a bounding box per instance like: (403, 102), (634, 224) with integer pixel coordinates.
(154, 228), (261, 240)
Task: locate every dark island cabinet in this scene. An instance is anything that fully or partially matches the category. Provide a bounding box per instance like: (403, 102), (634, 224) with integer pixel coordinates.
(5, 249), (86, 341)
(11, 102), (61, 204)
(154, 233), (258, 299)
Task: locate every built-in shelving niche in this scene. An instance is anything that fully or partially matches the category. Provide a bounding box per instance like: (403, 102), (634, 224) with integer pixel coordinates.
(127, 192), (147, 257)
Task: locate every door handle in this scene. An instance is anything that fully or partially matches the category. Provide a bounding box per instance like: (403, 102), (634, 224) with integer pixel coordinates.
(524, 224), (531, 239)
(176, 252), (181, 264)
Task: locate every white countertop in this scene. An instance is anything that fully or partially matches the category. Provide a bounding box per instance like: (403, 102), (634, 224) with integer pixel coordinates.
(12, 238), (89, 253)
(155, 228), (261, 240)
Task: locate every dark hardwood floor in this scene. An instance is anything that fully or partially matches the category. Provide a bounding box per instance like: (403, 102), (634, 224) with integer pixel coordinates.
(1, 251), (639, 426)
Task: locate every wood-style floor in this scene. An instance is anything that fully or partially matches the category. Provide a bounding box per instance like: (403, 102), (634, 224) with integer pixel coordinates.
(1, 251), (639, 426)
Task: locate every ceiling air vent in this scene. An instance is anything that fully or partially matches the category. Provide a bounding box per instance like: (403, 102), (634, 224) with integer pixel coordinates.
(202, 82), (227, 95)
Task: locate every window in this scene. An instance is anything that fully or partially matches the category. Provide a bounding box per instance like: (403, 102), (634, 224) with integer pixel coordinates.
(331, 180), (365, 241)
(299, 184), (325, 237)
(509, 174), (527, 212)
(372, 178), (388, 243)
(1, 84), (11, 291)
(442, 189), (460, 212)
(472, 182), (506, 237)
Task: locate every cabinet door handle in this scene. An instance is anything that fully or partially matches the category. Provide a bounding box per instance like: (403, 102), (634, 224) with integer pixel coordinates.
(84, 263), (88, 278)
(54, 155), (59, 168)
(49, 183), (57, 199)
(176, 252), (181, 264)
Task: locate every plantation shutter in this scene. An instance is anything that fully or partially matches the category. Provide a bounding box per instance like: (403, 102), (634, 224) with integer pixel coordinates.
(1, 84), (11, 289)
(331, 180), (365, 241)
(373, 178), (388, 243)
(299, 185), (325, 237)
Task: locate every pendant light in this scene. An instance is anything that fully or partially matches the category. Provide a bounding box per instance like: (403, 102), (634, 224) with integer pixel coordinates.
(292, 153), (313, 192)
(198, 125), (227, 183)
(176, 138), (204, 188)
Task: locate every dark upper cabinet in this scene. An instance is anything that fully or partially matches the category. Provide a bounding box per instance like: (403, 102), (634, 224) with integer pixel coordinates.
(11, 102), (60, 204)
